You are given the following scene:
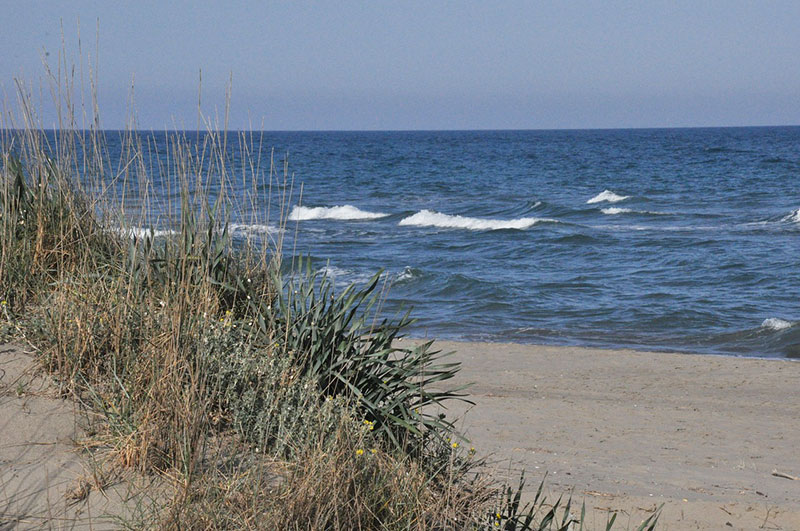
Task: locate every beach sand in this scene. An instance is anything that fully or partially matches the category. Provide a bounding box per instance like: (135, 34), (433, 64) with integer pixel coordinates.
(0, 344), (158, 529)
(421, 340), (800, 530)
(2, 339), (799, 529)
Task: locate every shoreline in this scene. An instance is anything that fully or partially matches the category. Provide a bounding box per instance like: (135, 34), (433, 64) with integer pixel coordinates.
(420, 340), (800, 529)
(405, 333), (800, 362)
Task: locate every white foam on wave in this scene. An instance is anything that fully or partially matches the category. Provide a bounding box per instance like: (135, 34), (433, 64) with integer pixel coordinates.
(112, 227), (177, 239)
(113, 224), (280, 240)
(587, 190), (630, 204)
(319, 265), (350, 279)
(761, 318), (794, 331)
(289, 205), (388, 221)
(781, 209), (800, 223)
(601, 207), (666, 215)
(319, 265), (376, 285)
(229, 223), (280, 235)
(395, 266), (420, 282)
(743, 208), (800, 227)
(398, 210), (554, 231)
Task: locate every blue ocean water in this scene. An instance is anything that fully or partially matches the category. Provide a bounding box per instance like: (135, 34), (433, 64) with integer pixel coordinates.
(102, 127), (800, 358)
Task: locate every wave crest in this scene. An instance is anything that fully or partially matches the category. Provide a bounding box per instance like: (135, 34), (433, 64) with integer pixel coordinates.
(289, 205), (388, 221)
(398, 210), (554, 231)
(112, 227), (177, 239)
(762, 318), (794, 331)
(395, 266), (422, 283)
(318, 265), (376, 284)
(587, 190), (630, 204)
(601, 207), (666, 216)
(781, 209), (800, 223)
(230, 223), (280, 235)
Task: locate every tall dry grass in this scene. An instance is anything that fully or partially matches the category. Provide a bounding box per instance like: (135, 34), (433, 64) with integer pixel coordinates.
(0, 51), (659, 530)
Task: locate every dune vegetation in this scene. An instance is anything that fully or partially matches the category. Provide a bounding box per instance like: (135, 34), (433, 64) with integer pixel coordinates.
(0, 59), (659, 530)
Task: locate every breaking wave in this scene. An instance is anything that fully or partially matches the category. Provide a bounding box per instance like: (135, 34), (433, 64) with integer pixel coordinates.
(601, 207), (666, 216)
(318, 265), (379, 285)
(587, 190), (630, 204)
(781, 209), (800, 223)
(395, 266), (423, 283)
(761, 318), (794, 331)
(112, 227), (177, 239)
(289, 205), (389, 221)
(398, 210), (555, 231)
(230, 223), (280, 235)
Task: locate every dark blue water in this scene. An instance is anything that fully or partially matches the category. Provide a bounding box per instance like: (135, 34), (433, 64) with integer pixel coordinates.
(92, 128), (800, 357)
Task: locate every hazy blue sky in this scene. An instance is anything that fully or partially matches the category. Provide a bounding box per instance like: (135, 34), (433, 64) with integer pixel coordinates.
(3, 1), (800, 130)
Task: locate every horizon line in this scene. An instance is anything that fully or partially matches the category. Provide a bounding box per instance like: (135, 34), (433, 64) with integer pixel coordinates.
(7, 124), (800, 134)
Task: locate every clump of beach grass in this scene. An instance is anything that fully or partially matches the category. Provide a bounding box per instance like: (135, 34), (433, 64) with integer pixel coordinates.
(0, 50), (660, 530)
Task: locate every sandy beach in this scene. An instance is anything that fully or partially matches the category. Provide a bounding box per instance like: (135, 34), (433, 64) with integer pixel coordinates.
(0, 344), (155, 529)
(3, 340), (799, 529)
(424, 340), (800, 530)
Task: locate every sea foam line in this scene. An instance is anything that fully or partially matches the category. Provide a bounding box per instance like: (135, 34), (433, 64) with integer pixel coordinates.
(587, 190), (630, 204)
(289, 205), (388, 221)
(398, 210), (554, 231)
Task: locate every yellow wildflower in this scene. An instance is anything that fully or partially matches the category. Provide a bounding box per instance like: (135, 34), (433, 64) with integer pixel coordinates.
(355, 449), (364, 456)
(451, 442), (459, 449)
(370, 448), (377, 455)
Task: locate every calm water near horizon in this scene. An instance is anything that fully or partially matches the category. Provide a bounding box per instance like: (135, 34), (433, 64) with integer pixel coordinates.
(57, 127), (800, 358)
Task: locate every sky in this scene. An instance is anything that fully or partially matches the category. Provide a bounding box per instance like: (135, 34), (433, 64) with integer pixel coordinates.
(2, 1), (800, 130)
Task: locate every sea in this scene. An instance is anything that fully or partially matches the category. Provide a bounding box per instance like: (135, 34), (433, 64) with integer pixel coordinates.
(93, 127), (800, 358)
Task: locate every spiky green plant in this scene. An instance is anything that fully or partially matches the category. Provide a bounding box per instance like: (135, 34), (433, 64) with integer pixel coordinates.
(484, 472), (661, 531)
(261, 260), (471, 452)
